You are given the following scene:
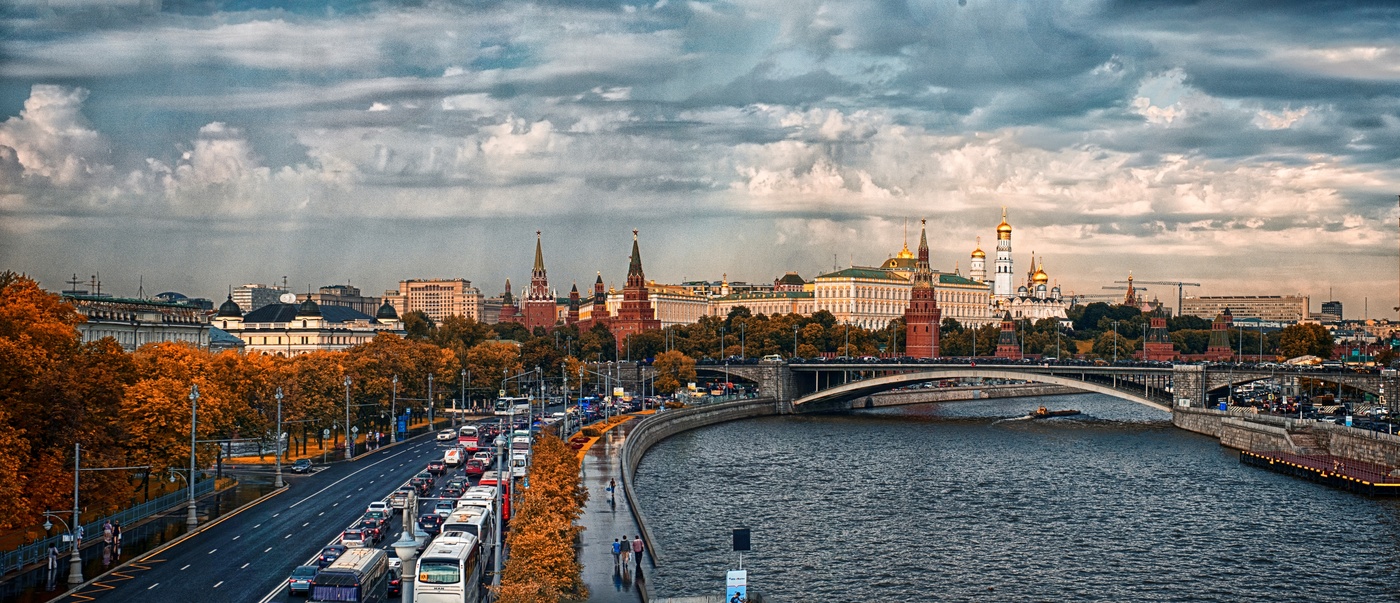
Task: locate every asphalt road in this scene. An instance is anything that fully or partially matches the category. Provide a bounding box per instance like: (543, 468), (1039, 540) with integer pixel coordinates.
(60, 428), (466, 603)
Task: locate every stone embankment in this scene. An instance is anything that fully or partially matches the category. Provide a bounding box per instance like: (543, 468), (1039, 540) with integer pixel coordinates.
(1173, 406), (1400, 466)
(866, 383), (1077, 408)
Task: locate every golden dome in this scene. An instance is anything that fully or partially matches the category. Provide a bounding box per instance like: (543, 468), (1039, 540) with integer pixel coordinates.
(971, 247), (986, 259)
(1033, 265), (1049, 285)
(996, 208), (1012, 239)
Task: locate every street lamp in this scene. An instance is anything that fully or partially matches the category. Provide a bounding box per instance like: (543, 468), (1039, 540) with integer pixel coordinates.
(740, 322), (745, 360)
(188, 384), (199, 528)
(793, 323), (799, 359)
(42, 509), (83, 585)
(460, 368), (467, 424)
(274, 387), (284, 488)
(1112, 320), (1120, 364)
(427, 373), (435, 431)
(390, 375), (398, 444)
(343, 376), (353, 460)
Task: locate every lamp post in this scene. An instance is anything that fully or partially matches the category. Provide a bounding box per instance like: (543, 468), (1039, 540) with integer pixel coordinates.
(274, 387), (284, 488)
(343, 376), (352, 460)
(390, 375), (398, 444)
(491, 429), (506, 589)
(460, 368), (467, 423)
(188, 384), (199, 528)
(740, 322), (745, 360)
(42, 509), (82, 585)
(427, 373), (435, 430)
(1112, 320), (1120, 364)
(793, 324), (799, 359)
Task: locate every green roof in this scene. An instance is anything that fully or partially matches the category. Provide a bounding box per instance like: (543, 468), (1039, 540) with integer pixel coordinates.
(935, 272), (986, 287)
(816, 267), (909, 281)
(716, 291), (813, 301)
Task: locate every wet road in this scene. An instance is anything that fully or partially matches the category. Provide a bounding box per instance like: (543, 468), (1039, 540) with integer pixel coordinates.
(55, 430), (457, 603)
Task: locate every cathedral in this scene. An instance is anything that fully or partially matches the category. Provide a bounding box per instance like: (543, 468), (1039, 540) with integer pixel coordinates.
(968, 209), (1070, 323)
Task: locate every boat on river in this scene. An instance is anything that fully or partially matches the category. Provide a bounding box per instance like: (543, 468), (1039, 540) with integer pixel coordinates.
(1030, 406), (1080, 419)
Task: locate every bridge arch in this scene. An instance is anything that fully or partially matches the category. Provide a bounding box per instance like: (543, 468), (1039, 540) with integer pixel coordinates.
(792, 368), (1172, 413)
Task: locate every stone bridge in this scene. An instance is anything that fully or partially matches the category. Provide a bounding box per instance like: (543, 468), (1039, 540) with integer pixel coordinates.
(679, 362), (1397, 414)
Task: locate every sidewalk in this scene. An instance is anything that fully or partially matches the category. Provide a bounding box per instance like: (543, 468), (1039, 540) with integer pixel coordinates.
(578, 419), (650, 603)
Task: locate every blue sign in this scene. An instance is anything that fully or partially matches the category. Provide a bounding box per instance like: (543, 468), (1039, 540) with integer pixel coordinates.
(397, 418), (408, 434)
(1219, 401), (1228, 412)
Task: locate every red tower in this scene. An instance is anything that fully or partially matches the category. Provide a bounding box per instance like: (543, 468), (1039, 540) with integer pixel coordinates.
(566, 282), (580, 326)
(1206, 308), (1234, 361)
(610, 230), (661, 351)
(1143, 308), (1175, 361)
(903, 219), (942, 359)
(498, 279), (521, 324)
(995, 311), (1022, 360)
(522, 231), (555, 332)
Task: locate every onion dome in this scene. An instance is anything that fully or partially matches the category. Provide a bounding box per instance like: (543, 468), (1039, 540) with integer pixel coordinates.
(216, 295), (242, 318)
(1033, 262), (1049, 285)
(996, 208), (1012, 239)
(376, 299), (399, 320)
(296, 297), (322, 318)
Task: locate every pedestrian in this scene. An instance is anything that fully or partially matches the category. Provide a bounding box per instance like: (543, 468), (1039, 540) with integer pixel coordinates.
(47, 544), (58, 570)
(74, 525), (83, 548)
(113, 522), (121, 548)
(631, 535), (644, 566)
(102, 520), (112, 545)
(611, 538), (621, 566)
(607, 478), (616, 500)
(620, 535), (631, 565)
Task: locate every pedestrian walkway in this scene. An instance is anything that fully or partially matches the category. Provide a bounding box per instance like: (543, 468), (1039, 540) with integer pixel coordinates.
(578, 419), (650, 603)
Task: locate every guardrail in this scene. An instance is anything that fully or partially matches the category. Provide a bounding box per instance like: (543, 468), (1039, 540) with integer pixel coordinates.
(1, 478), (216, 575)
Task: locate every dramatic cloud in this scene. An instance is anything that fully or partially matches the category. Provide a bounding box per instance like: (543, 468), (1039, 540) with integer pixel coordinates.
(1, 0), (1398, 315)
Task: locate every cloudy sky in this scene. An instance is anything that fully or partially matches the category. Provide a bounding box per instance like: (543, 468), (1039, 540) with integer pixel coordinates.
(2, 0), (1398, 317)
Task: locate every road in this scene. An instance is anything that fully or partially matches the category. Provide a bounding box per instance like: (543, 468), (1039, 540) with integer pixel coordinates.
(60, 429), (461, 603)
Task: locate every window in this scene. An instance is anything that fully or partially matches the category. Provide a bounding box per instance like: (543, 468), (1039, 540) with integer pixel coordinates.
(418, 560), (461, 584)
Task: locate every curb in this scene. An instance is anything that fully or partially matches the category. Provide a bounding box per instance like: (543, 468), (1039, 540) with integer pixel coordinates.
(55, 485), (289, 601)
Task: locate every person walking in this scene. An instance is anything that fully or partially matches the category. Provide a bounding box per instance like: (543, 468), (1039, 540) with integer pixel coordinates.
(620, 535), (631, 565)
(113, 522), (122, 549)
(47, 544), (58, 570)
(631, 535), (644, 567)
(611, 538), (621, 566)
(74, 525), (83, 548)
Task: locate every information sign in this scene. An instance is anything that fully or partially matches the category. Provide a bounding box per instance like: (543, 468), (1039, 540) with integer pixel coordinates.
(725, 569), (747, 603)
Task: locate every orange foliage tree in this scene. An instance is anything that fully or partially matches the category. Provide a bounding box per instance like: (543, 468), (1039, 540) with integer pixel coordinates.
(495, 433), (587, 601)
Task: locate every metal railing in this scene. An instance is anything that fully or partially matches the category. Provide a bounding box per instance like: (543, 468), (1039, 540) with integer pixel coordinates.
(1, 478), (216, 575)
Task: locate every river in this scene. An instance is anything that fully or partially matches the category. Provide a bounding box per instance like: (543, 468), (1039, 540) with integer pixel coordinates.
(633, 393), (1400, 602)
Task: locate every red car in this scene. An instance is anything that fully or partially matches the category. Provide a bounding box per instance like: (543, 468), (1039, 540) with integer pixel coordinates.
(465, 458), (487, 477)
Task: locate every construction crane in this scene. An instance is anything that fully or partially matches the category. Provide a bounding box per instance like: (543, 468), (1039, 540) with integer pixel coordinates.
(1101, 285), (1147, 304)
(1114, 280), (1200, 316)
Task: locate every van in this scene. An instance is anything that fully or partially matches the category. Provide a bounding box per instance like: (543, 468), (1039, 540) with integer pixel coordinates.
(760, 354), (784, 363)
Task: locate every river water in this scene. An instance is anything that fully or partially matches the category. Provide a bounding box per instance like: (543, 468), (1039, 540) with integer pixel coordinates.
(634, 393), (1400, 602)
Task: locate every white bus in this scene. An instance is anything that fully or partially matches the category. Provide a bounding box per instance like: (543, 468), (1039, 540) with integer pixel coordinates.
(311, 547), (390, 603)
(413, 532), (484, 603)
(457, 425), (479, 451)
(441, 507), (495, 563)
(493, 396), (531, 417)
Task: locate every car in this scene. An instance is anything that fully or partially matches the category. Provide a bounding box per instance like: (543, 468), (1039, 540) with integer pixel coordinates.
(356, 520), (383, 543)
(436, 429), (456, 441)
(426, 460), (446, 475)
(760, 354), (784, 363)
(362, 510), (389, 529)
(472, 451), (493, 464)
(317, 544), (347, 568)
(341, 528), (368, 548)
(416, 471), (435, 488)
(443, 484), (463, 498)
(390, 487), (413, 509)
(366, 501), (390, 515)
(434, 500), (456, 517)
(387, 568), (402, 598)
(287, 565), (318, 596)
(409, 476), (431, 495)
(290, 459), (313, 474)
(465, 458), (488, 477)
(418, 513), (443, 536)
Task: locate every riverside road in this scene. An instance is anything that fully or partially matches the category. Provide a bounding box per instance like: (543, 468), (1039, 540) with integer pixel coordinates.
(57, 431), (448, 603)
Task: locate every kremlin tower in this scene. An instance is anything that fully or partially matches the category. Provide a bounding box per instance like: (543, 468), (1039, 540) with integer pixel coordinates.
(609, 230), (661, 350)
(522, 231), (555, 331)
(993, 208), (1014, 298)
(903, 219), (942, 359)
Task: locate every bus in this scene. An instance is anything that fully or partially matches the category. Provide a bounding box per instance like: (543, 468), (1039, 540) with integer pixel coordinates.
(457, 425), (479, 451)
(441, 507), (495, 561)
(493, 397), (530, 417)
(413, 532), (485, 603)
(311, 547), (390, 603)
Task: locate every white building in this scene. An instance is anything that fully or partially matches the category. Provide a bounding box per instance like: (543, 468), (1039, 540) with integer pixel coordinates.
(232, 283), (288, 314)
(64, 294), (211, 351)
(212, 296), (403, 356)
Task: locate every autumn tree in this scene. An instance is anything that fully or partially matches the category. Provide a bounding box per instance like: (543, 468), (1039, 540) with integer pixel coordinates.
(652, 350), (696, 395)
(496, 433), (586, 602)
(465, 341), (524, 397)
(1277, 323), (1335, 360)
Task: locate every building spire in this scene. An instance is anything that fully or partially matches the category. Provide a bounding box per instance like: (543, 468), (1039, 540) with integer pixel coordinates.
(533, 230), (545, 273)
(628, 229), (643, 277)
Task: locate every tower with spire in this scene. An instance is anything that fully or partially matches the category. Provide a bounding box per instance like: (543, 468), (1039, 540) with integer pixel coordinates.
(611, 230), (661, 351)
(498, 278), (521, 324)
(904, 219), (943, 358)
(567, 283), (580, 326)
(994, 311), (1022, 360)
(993, 208), (1014, 298)
(522, 231), (556, 331)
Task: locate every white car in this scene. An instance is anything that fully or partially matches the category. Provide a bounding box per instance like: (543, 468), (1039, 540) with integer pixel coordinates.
(366, 501), (390, 515)
(436, 429), (456, 442)
(434, 500), (456, 518)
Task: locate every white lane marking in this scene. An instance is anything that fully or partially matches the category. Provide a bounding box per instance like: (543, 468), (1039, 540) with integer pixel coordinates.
(273, 513), (280, 517)
(208, 548), (217, 554)
(357, 487), (363, 491)
(318, 511), (324, 516)
(214, 581), (224, 588)
(264, 547), (272, 553)
(240, 563), (249, 569)
(148, 583), (159, 590)
(285, 534), (292, 539)
(253, 524), (261, 529)
(287, 446), (425, 509)
(333, 502), (339, 507)
(346, 494), (352, 499)
(232, 535), (240, 540)
(180, 564), (190, 571)
(302, 522), (309, 527)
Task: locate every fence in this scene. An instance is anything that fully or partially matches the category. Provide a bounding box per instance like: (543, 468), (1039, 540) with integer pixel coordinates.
(1, 478), (216, 575)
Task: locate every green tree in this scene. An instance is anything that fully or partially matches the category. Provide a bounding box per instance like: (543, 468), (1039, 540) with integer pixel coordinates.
(402, 311), (435, 340)
(1277, 323), (1335, 359)
(1091, 330), (1136, 361)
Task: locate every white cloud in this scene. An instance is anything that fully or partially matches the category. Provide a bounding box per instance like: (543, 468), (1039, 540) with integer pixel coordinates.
(0, 85), (113, 187)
